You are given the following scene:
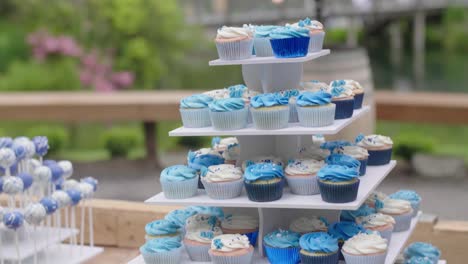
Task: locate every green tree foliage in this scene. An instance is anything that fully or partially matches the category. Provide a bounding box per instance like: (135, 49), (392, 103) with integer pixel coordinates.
(394, 133), (435, 161)
(27, 125), (69, 155)
(101, 127), (142, 158)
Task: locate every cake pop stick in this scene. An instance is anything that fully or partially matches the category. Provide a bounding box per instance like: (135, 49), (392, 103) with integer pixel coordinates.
(3, 211), (24, 264)
(24, 203), (46, 264)
(32, 166), (52, 202)
(39, 197), (58, 256)
(51, 190), (71, 248)
(0, 206), (4, 264)
(81, 177), (98, 247)
(17, 173), (33, 207)
(12, 143), (26, 174)
(77, 182), (93, 251)
(65, 189), (82, 250)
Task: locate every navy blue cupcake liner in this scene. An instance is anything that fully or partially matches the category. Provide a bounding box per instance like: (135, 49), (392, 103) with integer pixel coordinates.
(332, 98), (355, 120)
(300, 250), (339, 264)
(338, 240), (345, 260)
(198, 176), (205, 189)
(353, 92), (364, 109)
(264, 244), (300, 264)
(270, 37), (310, 58)
(318, 179), (360, 203)
(244, 179), (284, 202)
(358, 158), (368, 176)
(367, 148), (393, 165)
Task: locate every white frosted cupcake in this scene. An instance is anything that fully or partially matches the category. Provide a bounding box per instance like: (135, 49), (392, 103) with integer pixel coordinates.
(184, 227), (223, 262)
(185, 214), (221, 232)
(212, 137), (240, 165)
(285, 159), (325, 195)
(335, 145), (369, 176)
(365, 191), (388, 208)
(342, 232), (388, 264)
(377, 198), (413, 232)
(215, 26), (254, 60)
(209, 234), (254, 264)
(221, 215), (259, 246)
(201, 164), (244, 199)
(356, 213), (395, 242)
(289, 216), (328, 234)
(356, 134), (393, 166)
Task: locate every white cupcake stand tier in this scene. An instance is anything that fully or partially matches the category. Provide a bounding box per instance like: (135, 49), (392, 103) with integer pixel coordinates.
(128, 51), (446, 264)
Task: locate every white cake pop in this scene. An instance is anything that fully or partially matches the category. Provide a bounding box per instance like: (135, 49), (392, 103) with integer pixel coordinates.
(33, 166), (52, 183)
(0, 148), (16, 170)
(77, 182), (94, 199)
(51, 190), (71, 208)
(24, 203), (47, 225)
(57, 160), (73, 179)
(63, 179), (79, 190)
(13, 137), (36, 159)
(2, 176), (24, 195)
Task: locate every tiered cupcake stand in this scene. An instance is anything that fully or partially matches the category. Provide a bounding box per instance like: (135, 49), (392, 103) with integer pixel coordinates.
(128, 50), (445, 264)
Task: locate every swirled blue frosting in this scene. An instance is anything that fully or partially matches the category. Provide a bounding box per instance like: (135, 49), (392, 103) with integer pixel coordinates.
(160, 165), (198, 182)
(254, 25), (280, 38)
(244, 163), (284, 182)
(320, 140), (353, 152)
(32, 136), (49, 157)
(165, 209), (197, 227)
(317, 165), (359, 182)
(405, 257), (435, 264)
(187, 150), (224, 171)
(404, 242), (441, 262)
(340, 204), (376, 222)
(330, 80), (346, 87)
(3, 211), (24, 229)
(389, 190), (421, 206)
(269, 26), (310, 39)
(328, 221), (366, 241)
(330, 86), (349, 97)
(264, 229), (300, 248)
(250, 93), (289, 108)
(325, 154), (361, 169)
(209, 98), (245, 112)
(299, 232), (338, 253)
(180, 94), (214, 109)
(227, 84), (247, 98)
(140, 236), (182, 253)
(296, 91), (332, 106)
(145, 219), (180, 236)
(277, 89), (299, 99)
(185, 206), (224, 219)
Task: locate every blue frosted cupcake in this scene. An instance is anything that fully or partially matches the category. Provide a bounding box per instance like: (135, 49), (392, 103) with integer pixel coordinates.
(330, 80), (365, 109)
(404, 242), (441, 264)
(356, 134), (393, 165)
(201, 164), (244, 200)
(164, 208), (197, 234)
(145, 219), (181, 241)
(389, 190), (421, 217)
(253, 25), (280, 57)
(188, 148), (225, 189)
(285, 159), (325, 195)
(299, 232), (339, 264)
(328, 221), (366, 260)
(241, 156), (284, 171)
(335, 146), (369, 176)
(263, 229), (301, 264)
(317, 165), (360, 203)
(296, 91), (335, 127)
(244, 163), (285, 202)
(320, 140), (353, 152)
(277, 89), (300, 123)
(340, 204), (376, 222)
(140, 236), (182, 264)
(209, 234), (254, 264)
(325, 154), (361, 175)
(269, 27), (310, 58)
(290, 18), (325, 53)
(211, 137), (240, 165)
(179, 94), (214, 128)
(160, 165), (199, 199)
(215, 26), (254, 60)
(209, 98), (248, 130)
(328, 84), (354, 119)
(250, 93), (289, 130)
(227, 84), (259, 124)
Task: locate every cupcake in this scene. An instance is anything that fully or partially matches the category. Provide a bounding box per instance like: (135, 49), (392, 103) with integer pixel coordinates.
(188, 148), (225, 189)
(201, 164), (244, 199)
(228, 84), (259, 123)
(185, 206), (225, 220)
(250, 93), (289, 130)
(365, 191), (388, 208)
(285, 159), (325, 195)
(221, 214), (259, 246)
(269, 26), (310, 58)
(263, 229), (301, 264)
(215, 26), (254, 60)
(340, 204), (376, 222)
(328, 84), (355, 119)
(164, 208), (197, 234)
(317, 165), (360, 203)
(341, 232), (388, 264)
(377, 198), (413, 232)
(356, 134), (393, 166)
(289, 216), (328, 234)
(140, 236), (182, 264)
(325, 154), (361, 175)
(212, 137), (240, 165)
(241, 156), (284, 171)
(184, 227), (223, 261)
(144, 219), (181, 241)
(296, 91), (335, 127)
(404, 242), (441, 264)
(290, 18), (325, 53)
(301, 80), (329, 92)
(185, 214), (221, 232)
(330, 80), (365, 109)
(328, 221), (367, 260)
(405, 256), (438, 264)
(320, 140), (353, 152)
(179, 94), (214, 128)
(356, 213), (395, 242)
(160, 165), (199, 199)
(277, 89), (300, 123)
(204, 88), (230, 100)
(244, 163), (285, 202)
(253, 25), (280, 57)
(209, 234), (254, 264)
(335, 146), (369, 176)
(209, 98), (249, 130)
(299, 232), (339, 264)
(389, 190), (422, 217)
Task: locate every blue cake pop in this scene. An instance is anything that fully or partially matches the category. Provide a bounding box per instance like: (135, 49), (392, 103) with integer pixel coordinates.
(48, 163), (64, 182)
(66, 189), (82, 206)
(3, 211), (24, 230)
(81, 177), (98, 192)
(12, 142), (27, 161)
(39, 197), (58, 215)
(0, 137), (13, 148)
(32, 136), (49, 157)
(18, 172), (33, 190)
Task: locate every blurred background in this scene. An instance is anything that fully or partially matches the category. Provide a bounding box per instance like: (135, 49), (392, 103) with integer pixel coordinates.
(0, 0), (467, 219)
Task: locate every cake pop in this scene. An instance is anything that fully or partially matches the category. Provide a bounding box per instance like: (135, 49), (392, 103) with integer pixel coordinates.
(58, 161), (73, 179)
(0, 148), (16, 176)
(18, 173), (33, 206)
(0, 137), (13, 149)
(3, 211), (24, 262)
(33, 166), (52, 197)
(32, 136), (49, 159)
(39, 197), (58, 215)
(80, 177), (98, 247)
(63, 179), (79, 190)
(66, 189), (82, 248)
(2, 177), (24, 209)
(24, 203), (47, 264)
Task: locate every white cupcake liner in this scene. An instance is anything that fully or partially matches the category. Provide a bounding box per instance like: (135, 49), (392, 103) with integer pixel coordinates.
(161, 176), (199, 199)
(216, 39), (254, 60)
(201, 178), (244, 199)
(253, 37), (274, 57)
(285, 175), (320, 195)
(297, 104), (336, 127)
(185, 242), (212, 262)
(251, 106), (289, 130)
(210, 108), (248, 130)
(342, 250), (387, 264)
(209, 249), (254, 264)
(392, 211), (413, 232)
(140, 246), (182, 264)
(180, 108), (211, 128)
(289, 103), (298, 123)
(308, 32), (325, 53)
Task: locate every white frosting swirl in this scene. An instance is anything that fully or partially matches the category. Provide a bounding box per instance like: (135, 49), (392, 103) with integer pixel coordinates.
(378, 198), (412, 215)
(2, 176), (24, 195)
(285, 159), (324, 175)
(298, 145), (330, 160)
(24, 203), (47, 225)
(342, 233), (388, 255)
(51, 190), (72, 208)
(301, 81), (329, 92)
(77, 182), (94, 198)
(213, 137), (238, 152)
(216, 26), (253, 39)
(344, 80), (364, 93)
(58, 160), (73, 179)
(289, 216), (328, 233)
(203, 164), (243, 183)
(221, 215), (259, 230)
(33, 166), (52, 183)
(185, 227), (222, 243)
(211, 234), (251, 252)
(335, 146), (369, 159)
(204, 89), (230, 100)
(356, 213), (395, 228)
(185, 214), (220, 232)
(357, 135), (393, 148)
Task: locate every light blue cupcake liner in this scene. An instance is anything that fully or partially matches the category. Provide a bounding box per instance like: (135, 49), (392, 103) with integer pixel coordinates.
(185, 242), (212, 262)
(253, 37), (274, 57)
(264, 244), (300, 264)
(411, 203), (420, 217)
(161, 176), (199, 199)
(297, 104), (336, 127)
(210, 108), (248, 130)
(289, 103), (298, 123)
(392, 211), (413, 232)
(342, 250), (387, 264)
(201, 178), (244, 200)
(209, 248), (254, 264)
(216, 39), (254, 60)
(285, 175), (320, 195)
(140, 246), (182, 264)
(251, 106), (289, 130)
(377, 226), (394, 242)
(180, 108), (211, 128)
(308, 32), (325, 53)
